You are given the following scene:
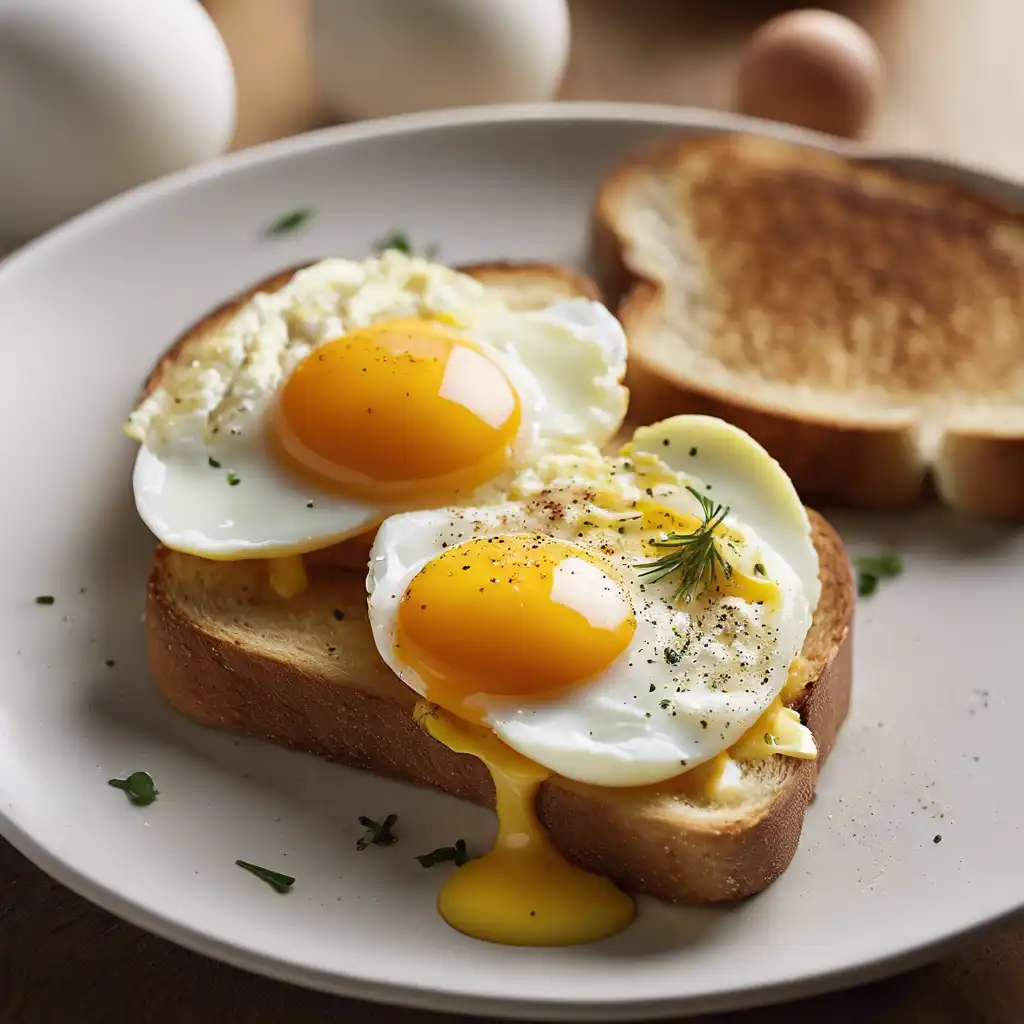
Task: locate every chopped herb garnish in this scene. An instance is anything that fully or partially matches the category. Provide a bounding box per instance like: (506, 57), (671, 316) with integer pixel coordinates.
(35, 595), (55, 605)
(659, 698), (672, 709)
(208, 457), (221, 469)
(933, 834), (942, 844)
(754, 563), (766, 577)
(332, 609), (345, 621)
(227, 473), (241, 487)
(356, 813), (398, 850)
(373, 230), (412, 255)
(235, 859), (295, 892)
(689, 447), (698, 457)
(108, 771), (158, 806)
(372, 230), (439, 259)
(416, 839), (468, 868)
(764, 732), (776, 746)
(265, 208), (314, 237)
(855, 553), (903, 597)
(635, 487), (731, 603)
(664, 648), (681, 665)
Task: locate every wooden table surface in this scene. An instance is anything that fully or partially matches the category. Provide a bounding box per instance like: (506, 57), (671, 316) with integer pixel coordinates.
(4, 1), (1023, 1021)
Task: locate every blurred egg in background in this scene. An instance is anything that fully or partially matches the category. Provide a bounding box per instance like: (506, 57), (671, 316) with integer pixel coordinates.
(309, 0), (571, 120)
(0, 0), (236, 243)
(735, 8), (883, 139)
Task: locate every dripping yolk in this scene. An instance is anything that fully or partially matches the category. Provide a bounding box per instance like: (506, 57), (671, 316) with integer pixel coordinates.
(271, 319), (521, 502)
(637, 501), (780, 606)
(396, 534), (635, 719)
(417, 702), (635, 946)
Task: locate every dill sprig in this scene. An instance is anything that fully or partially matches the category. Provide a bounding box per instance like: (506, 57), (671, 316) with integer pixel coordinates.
(635, 486), (732, 603)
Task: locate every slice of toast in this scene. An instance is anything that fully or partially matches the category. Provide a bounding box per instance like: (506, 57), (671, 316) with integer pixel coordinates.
(148, 511), (851, 905)
(594, 133), (1024, 520)
(139, 259), (853, 904)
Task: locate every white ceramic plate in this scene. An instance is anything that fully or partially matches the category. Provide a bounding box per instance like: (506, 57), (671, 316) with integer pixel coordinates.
(1, 104), (1021, 1021)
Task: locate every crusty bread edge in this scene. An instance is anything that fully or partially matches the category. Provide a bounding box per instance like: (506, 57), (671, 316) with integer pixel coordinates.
(592, 133), (1024, 517)
(935, 429), (1024, 521)
(619, 284), (927, 511)
(146, 510), (853, 905)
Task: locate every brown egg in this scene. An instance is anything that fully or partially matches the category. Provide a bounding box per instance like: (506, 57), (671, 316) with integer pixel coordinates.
(735, 9), (884, 139)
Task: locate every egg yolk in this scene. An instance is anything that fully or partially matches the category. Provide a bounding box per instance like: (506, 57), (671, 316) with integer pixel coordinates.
(397, 534), (636, 719)
(637, 502), (780, 606)
(417, 702), (636, 946)
(271, 319), (521, 502)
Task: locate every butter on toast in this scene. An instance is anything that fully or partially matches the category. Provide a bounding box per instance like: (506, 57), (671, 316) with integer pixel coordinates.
(141, 260), (854, 904)
(594, 133), (1024, 519)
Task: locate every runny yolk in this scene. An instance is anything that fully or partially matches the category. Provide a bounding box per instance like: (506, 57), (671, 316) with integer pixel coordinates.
(396, 534), (636, 720)
(637, 502), (780, 606)
(271, 319), (521, 502)
(417, 702), (636, 946)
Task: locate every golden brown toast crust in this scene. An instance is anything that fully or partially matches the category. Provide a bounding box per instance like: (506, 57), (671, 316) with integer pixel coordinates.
(146, 510), (852, 905)
(594, 133), (1024, 516)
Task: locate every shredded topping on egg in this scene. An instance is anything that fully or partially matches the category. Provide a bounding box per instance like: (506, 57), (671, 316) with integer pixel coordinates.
(125, 252), (506, 450)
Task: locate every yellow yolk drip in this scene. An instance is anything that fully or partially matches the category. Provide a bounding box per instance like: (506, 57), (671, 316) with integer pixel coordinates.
(268, 554), (308, 598)
(637, 502), (780, 606)
(271, 319), (521, 502)
(396, 535), (636, 720)
(417, 703), (636, 946)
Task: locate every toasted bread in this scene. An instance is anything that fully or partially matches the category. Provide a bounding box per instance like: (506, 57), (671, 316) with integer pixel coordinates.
(147, 511), (851, 905)
(594, 133), (1024, 520)
(139, 258), (854, 904)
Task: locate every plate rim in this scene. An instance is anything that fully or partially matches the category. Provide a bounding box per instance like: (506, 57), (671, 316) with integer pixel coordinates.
(6, 98), (1024, 282)
(2, 100), (1023, 1020)
(2, 815), (1021, 1021)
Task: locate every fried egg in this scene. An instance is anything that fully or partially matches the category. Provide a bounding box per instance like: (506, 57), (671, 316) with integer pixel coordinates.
(126, 252), (627, 559)
(369, 416), (819, 787)
(367, 415), (821, 945)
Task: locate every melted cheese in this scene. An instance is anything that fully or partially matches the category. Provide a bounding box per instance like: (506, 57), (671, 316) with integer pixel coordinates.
(269, 555), (308, 598)
(781, 656), (812, 702)
(702, 658), (818, 802)
(701, 751), (748, 805)
(416, 701), (635, 946)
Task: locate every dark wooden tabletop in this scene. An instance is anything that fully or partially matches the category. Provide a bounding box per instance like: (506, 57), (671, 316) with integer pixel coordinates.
(4, 0), (1023, 1020)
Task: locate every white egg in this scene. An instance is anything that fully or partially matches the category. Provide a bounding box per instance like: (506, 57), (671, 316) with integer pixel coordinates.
(309, 0), (571, 120)
(127, 253), (627, 559)
(367, 416), (820, 788)
(0, 0), (235, 242)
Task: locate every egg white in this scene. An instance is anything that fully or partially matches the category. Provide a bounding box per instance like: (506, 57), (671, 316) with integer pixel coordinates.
(126, 253), (627, 558)
(368, 416), (820, 788)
